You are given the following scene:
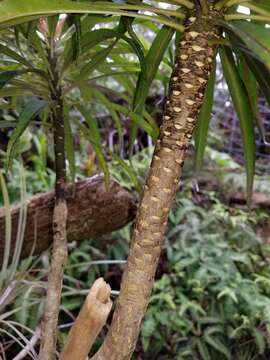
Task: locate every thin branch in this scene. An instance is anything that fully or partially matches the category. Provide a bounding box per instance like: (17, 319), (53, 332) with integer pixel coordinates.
(225, 0), (252, 8)
(60, 278), (112, 360)
(215, 0), (251, 10)
(13, 326), (41, 360)
(39, 34), (68, 359)
(225, 14), (270, 21)
(39, 200), (68, 360)
(198, 0), (209, 14)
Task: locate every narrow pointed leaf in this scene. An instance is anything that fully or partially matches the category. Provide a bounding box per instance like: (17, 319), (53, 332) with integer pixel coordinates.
(220, 46), (256, 205)
(76, 105), (109, 185)
(63, 28), (119, 70)
(130, 25), (174, 151)
(0, 1), (185, 32)
(67, 14), (82, 62)
(73, 44), (115, 86)
(244, 54), (270, 107)
(0, 43), (32, 67)
(91, 89), (123, 153)
(111, 103), (158, 141)
(223, 21), (270, 71)
(204, 334), (231, 360)
(252, 0), (270, 11)
(0, 70), (27, 89)
(227, 31), (270, 107)
(237, 52), (266, 142)
(64, 110), (76, 182)
(134, 25), (174, 114)
(47, 15), (59, 37)
(6, 98), (47, 170)
(112, 154), (142, 194)
(194, 59), (216, 172)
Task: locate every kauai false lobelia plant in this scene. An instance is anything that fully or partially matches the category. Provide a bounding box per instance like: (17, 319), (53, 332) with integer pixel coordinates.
(0, 0), (270, 359)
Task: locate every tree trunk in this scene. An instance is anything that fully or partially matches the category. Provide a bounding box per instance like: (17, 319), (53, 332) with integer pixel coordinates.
(0, 176), (136, 267)
(92, 11), (218, 360)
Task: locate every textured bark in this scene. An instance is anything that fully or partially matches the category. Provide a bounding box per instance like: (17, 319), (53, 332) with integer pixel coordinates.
(0, 176), (136, 267)
(92, 11), (219, 360)
(39, 41), (69, 359)
(39, 199), (68, 360)
(60, 278), (112, 360)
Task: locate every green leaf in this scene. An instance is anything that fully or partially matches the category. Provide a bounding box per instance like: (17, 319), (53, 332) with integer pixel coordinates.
(64, 109), (76, 182)
(237, 52), (266, 143)
(223, 21), (270, 71)
(244, 54), (270, 107)
(63, 28), (119, 70)
(76, 105), (109, 186)
(204, 333), (231, 360)
(244, 1), (270, 18)
(0, 1), (185, 32)
(250, 0), (270, 13)
(196, 339), (211, 360)
(111, 103), (158, 141)
(253, 327), (266, 355)
(0, 43), (33, 67)
(72, 43), (115, 87)
(130, 25), (174, 151)
(66, 14), (82, 62)
(254, 0), (270, 15)
(92, 89), (123, 153)
(194, 58), (216, 172)
(27, 25), (51, 71)
(112, 153), (142, 194)
(0, 70), (27, 89)
(6, 98), (47, 170)
(47, 15), (59, 37)
(219, 46), (256, 205)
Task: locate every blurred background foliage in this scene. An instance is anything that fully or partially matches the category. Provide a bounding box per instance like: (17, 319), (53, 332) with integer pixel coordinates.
(0, 7), (270, 360)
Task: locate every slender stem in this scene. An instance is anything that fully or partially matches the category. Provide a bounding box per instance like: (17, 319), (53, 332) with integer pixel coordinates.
(243, 3), (270, 16)
(214, 0), (228, 10)
(151, 0), (194, 8)
(225, 0), (252, 8)
(215, 0), (251, 10)
(198, 0), (209, 14)
(225, 14), (270, 21)
(39, 37), (68, 360)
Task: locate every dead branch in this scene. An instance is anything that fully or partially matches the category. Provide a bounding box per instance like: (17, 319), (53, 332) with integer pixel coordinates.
(0, 175), (136, 266)
(39, 200), (68, 360)
(60, 278), (112, 360)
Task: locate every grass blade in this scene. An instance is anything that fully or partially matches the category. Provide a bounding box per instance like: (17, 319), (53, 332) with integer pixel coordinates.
(194, 58), (216, 172)
(220, 46), (256, 205)
(6, 98), (47, 171)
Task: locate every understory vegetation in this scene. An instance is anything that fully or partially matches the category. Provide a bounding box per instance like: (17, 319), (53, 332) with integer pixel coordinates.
(1, 138), (270, 359)
(0, 1), (270, 358)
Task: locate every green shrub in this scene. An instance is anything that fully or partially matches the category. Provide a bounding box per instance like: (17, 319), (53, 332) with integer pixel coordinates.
(141, 196), (270, 360)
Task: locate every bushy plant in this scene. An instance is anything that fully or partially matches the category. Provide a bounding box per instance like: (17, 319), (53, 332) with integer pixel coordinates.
(141, 195), (270, 360)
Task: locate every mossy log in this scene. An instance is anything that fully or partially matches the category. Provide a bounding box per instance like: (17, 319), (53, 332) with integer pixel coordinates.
(0, 175), (136, 266)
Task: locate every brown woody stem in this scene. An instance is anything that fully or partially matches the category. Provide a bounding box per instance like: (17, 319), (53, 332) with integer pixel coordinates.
(0, 176), (136, 266)
(60, 278), (112, 360)
(91, 11), (218, 360)
(39, 41), (68, 360)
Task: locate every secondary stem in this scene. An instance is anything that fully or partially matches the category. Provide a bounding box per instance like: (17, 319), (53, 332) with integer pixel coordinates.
(39, 40), (68, 360)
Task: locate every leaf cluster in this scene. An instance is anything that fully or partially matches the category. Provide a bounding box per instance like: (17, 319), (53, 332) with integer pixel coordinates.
(142, 195), (270, 359)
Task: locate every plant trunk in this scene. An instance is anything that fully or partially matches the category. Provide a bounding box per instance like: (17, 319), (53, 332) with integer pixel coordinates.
(39, 44), (68, 359)
(92, 12), (218, 360)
